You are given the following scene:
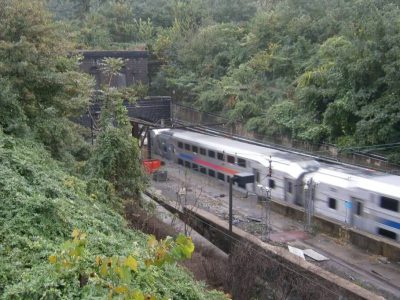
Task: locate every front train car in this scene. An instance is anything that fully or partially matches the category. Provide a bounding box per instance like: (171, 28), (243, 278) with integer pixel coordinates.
(150, 128), (320, 206)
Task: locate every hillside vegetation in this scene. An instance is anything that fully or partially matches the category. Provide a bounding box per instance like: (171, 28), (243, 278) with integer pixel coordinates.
(50, 0), (400, 161)
(0, 132), (224, 299)
(0, 0), (225, 298)
(1, 0), (398, 296)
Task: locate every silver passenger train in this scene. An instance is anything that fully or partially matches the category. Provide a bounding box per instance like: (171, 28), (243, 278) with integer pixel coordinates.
(150, 129), (400, 242)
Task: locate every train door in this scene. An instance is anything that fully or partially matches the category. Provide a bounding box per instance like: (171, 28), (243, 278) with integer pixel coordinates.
(351, 197), (365, 228)
(165, 143), (174, 160)
(158, 137), (174, 160)
(253, 168), (260, 192)
(284, 178), (295, 203)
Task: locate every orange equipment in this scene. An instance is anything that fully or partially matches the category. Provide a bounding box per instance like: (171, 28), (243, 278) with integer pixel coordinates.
(142, 159), (163, 174)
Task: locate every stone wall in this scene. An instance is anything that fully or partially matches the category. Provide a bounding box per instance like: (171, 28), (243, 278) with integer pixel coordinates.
(78, 50), (148, 88)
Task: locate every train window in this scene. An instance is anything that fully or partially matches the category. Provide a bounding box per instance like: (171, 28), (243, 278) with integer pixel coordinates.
(237, 158), (246, 168)
(328, 197), (337, 210)
(227, 155), (235, 164)
(287, 182), (293, 194)
(227, 176), (231, 183)
(192, 163), (199, 171)
(184, 143), (191, 151)
(217, 172), (225, 181)
(217, 152), (224, 161)
(184, 161), (191, 168)
(200, 148), (206, 155)
(200, 167), (206, 174)
(380, 196), (399, 212)
(378, 228), (397, 240)
(192, 145), (198, 153)
(238, 181), (246, 189)
(178, 158), (183, 166)
(356, 202), (362, 216)
(208, 150), (215, 158)
(178, 142), (183, 149)
(269, 179), (275, 189)
(208, 169), (215, 177)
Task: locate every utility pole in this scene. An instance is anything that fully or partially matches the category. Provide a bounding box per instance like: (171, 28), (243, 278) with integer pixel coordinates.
(304, 178), (315, 233)
(258, 185), (271, 241)
(229, 177), (233, 234)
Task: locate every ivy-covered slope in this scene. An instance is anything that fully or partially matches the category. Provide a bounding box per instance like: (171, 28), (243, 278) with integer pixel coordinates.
(0, 131), (224, 299)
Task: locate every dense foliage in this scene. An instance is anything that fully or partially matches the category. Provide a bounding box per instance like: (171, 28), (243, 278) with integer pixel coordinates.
(0, 0), (93, 162)
(50, 0), (400, 159)
(0, 132), (224, 299)
(153, 0), (400, 152)
(0, 1), (225, 298)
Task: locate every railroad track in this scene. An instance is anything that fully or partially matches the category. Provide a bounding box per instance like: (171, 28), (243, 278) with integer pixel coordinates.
(298, 239), (400, 298)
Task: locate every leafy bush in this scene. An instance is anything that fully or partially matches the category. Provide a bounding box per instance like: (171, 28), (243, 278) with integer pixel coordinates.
(85, 57), (146, 198)
(86, 126), (144, 197)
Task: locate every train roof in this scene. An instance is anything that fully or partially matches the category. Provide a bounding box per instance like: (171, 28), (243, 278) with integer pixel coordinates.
(161, 129), (319, 178)
(169, 129), (304, 161)
(356, 175), (400, 199)
(309, 162), (400, 198)
(304, 169), (355, 189)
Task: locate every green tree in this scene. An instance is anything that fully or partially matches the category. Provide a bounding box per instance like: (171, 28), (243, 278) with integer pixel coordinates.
(0, 0), (93, 161)
(86, 58), (144, 197)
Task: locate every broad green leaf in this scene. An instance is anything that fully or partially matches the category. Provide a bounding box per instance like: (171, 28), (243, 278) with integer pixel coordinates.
(124, 255), (138, 272)
(176, 234), (195, 258)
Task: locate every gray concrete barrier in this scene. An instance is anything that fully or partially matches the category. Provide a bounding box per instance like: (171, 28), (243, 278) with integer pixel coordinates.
(269, 199), (400, 261)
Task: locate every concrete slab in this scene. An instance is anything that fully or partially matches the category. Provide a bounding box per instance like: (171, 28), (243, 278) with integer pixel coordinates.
(288, 245), (306, 260)
(303, 249), (329, 261)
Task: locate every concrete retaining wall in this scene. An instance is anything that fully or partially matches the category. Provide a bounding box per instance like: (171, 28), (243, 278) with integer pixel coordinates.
(270, 199), (400, 261)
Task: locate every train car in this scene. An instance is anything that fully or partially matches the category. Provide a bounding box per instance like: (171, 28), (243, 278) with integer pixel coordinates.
(151, 128), (319, 205)
(303, 167), (355, 224)
(298, 163), (400, 242)
(151, 128), (400, 242)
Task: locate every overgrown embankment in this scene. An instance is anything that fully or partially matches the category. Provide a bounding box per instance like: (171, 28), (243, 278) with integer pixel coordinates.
(0, 131), (225, 299)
